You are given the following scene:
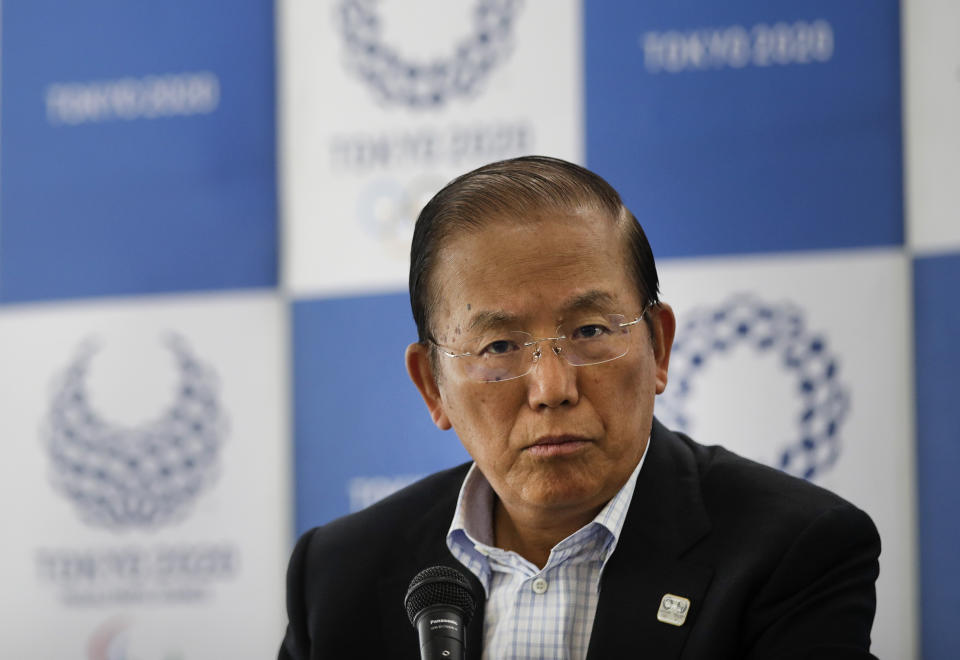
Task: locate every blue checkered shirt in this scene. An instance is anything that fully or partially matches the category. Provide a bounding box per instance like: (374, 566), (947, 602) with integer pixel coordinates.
(446, 440), (648, 660)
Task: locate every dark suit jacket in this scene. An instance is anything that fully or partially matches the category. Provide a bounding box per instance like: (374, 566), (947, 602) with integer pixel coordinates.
(279, 420), (880, 659)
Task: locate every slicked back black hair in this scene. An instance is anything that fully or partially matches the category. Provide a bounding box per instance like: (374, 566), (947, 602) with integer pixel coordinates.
(409, 155), (660, 346)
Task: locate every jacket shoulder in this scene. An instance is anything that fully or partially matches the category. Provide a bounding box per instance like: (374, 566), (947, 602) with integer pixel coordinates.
(279, 462), (472, 659)
(678, 430), (867, 525)
(296, 461), (471, 565)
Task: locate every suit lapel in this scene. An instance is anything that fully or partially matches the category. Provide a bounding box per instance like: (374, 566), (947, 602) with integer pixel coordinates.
(586, 420), (714, 659)
(375, 464), (486, 660)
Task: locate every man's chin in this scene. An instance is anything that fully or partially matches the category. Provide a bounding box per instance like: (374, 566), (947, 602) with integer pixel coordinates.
(512, 478), (609, 515)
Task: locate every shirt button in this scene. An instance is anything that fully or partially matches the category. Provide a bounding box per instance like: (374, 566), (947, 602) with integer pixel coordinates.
(531, 577), (548, 594)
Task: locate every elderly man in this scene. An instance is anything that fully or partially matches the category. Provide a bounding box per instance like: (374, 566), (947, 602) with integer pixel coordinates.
(279, 156), (879, 659)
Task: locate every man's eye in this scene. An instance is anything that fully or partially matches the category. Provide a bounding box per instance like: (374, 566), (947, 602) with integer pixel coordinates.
(572, 324), (610, 340)
(478, 339), (519, 356)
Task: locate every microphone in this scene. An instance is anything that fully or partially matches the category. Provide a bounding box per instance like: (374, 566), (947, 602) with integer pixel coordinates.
(404, 565), (477, 660)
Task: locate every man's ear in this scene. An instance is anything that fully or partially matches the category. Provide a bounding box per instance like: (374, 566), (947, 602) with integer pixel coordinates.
(405, 342), (452, 430)
(648, 302), (676, 395)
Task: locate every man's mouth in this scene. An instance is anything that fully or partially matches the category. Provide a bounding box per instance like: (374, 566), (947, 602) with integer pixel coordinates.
(526, 435), (591, 457)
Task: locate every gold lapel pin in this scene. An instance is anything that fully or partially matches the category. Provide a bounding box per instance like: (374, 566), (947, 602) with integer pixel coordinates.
(657, 593), (691, 626)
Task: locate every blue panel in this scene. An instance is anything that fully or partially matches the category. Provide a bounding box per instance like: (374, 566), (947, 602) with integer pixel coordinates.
(585, 2), (902, 257)
(0, 0), (276, 302)
(914, 253), (960, 660)
(293, 294), (470, 533)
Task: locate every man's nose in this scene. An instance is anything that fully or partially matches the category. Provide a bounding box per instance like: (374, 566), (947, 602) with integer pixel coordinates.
(526, 343), (580, 409)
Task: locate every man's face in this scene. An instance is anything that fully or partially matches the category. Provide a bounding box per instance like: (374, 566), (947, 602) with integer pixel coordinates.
(406, 208), (674, 523)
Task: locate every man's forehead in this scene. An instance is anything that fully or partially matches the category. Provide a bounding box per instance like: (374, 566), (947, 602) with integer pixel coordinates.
(427, 208), (640, 339)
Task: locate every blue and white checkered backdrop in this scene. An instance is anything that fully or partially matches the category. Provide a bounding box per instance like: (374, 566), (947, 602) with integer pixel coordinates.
(0, 2), (954, 658)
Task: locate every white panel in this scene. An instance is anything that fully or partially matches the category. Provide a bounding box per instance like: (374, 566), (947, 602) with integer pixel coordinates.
(0, 291), (290, 658)
(656, 248), (916, 659)
(280, 0), (584, 296)
(903, 0), (960, 254)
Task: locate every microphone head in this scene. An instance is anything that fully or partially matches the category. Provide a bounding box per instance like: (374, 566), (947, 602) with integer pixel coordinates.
(404, 565), (477, 627)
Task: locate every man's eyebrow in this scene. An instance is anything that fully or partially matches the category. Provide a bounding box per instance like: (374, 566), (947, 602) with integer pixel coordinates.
(466, 310), (521, 333)
(562, 290), (618, 312)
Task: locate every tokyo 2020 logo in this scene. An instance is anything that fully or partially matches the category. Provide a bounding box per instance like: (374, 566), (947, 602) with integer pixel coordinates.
(656, 294), (849, 480)
(336, 0), (522, 107)
(45, 335), (225, 529)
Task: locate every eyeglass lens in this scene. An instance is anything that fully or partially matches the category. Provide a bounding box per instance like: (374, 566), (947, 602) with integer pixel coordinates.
(458, 314), (634, 383)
